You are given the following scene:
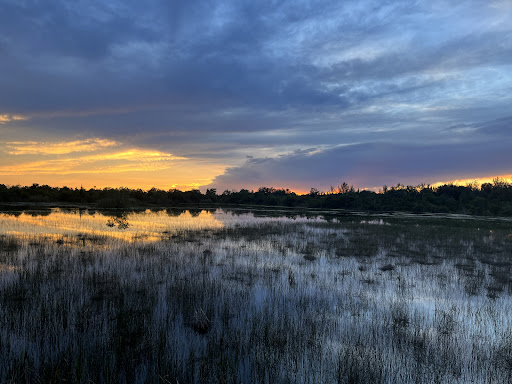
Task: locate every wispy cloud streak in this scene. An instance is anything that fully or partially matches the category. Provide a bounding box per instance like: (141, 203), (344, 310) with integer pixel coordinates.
(6, 139), (119, 155)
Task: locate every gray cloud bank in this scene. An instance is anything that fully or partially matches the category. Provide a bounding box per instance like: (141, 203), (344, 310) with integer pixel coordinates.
(209, 119), (512, 192)
(1, 0), (511, 188)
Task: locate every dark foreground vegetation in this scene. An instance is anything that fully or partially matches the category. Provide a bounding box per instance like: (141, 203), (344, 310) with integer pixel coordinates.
(1, 210), (512, 383)
(2, 178), (512, 215)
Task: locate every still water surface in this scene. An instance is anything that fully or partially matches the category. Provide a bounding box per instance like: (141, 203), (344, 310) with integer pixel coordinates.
(0, 207), (328, 242)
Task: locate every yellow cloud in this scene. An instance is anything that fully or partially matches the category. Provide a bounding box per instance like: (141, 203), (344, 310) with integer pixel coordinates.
(6, 138), (118, 155)
(0, 114), (28, 124)
(0, 137), (224, 190)
(87, 150), (185, 162)
(0, 148), (186, 175)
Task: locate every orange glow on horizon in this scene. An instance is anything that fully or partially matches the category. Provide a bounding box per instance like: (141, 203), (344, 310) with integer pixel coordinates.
(431, 174), (512, 188)
(1, 138), (510, 193)
(1, 175), (511, 194)
(0, 137), (226, 191)
(0, 176), (222, 192)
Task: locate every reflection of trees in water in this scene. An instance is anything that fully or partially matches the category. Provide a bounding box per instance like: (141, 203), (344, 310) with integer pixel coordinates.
(27, 210), (52, 217)
(106, 214), (129, 230)
(0, 209), (51, 218)
(164, 208), (217, 217)
(189, 209), (201, 217)
(5, 211), (22, 217)
(165, 209), (185, 217)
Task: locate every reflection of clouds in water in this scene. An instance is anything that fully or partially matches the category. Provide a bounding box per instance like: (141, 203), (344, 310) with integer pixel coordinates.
(0, 209), (224, 242)
(360, 219), (390, 226)
(0, 208), (332, 243)
(213, 209), (329, 226)
(0, 263), (17, 272)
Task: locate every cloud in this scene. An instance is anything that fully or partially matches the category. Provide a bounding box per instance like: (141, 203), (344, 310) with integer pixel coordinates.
(207, 138), (512, 192)
(0, 148), (185, 176)
(0, 135), (186, 176)
(475, 116), (512, 136)
(0, 114), (28, 124)
(6, 138), (119, 155)
(442, 115), (512, 137)
(1, 0), (510, 116)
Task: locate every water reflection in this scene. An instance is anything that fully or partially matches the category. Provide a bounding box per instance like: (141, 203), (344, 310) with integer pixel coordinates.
(0, 207), (337, 244)
(0, 208), (224, 242)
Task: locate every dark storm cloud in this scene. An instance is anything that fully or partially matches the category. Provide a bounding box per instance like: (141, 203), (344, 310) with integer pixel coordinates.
(1, 0), (511, 188)
(208, 137), (512, 192)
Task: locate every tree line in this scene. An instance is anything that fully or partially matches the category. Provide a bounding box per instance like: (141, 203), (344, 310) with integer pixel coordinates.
(1, 178), (512, 216)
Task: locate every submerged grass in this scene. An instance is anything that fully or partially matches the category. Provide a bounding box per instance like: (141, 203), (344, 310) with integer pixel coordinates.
(1, 209), (512, 383)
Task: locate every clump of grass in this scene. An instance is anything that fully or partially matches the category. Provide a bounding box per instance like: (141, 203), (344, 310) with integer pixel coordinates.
(379, 263), (395, 272)
(191, 309), (211, 335)
(0, 235), (20, 252)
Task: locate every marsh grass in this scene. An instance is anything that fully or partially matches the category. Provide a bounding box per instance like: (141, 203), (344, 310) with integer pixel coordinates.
(1, 209), (512, 382)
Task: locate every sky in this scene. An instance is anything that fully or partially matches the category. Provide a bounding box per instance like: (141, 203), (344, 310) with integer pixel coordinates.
(1, 0), (511, 193)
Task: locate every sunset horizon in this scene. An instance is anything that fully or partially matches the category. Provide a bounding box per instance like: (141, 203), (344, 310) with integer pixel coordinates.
(2, 172), (512, 196)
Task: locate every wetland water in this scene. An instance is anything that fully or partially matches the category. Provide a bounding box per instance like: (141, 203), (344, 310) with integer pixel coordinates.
(1, 207), (512, 383)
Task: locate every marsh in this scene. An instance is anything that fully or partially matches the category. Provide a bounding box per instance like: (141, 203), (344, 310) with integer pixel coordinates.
(1, 208), (512, 383)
